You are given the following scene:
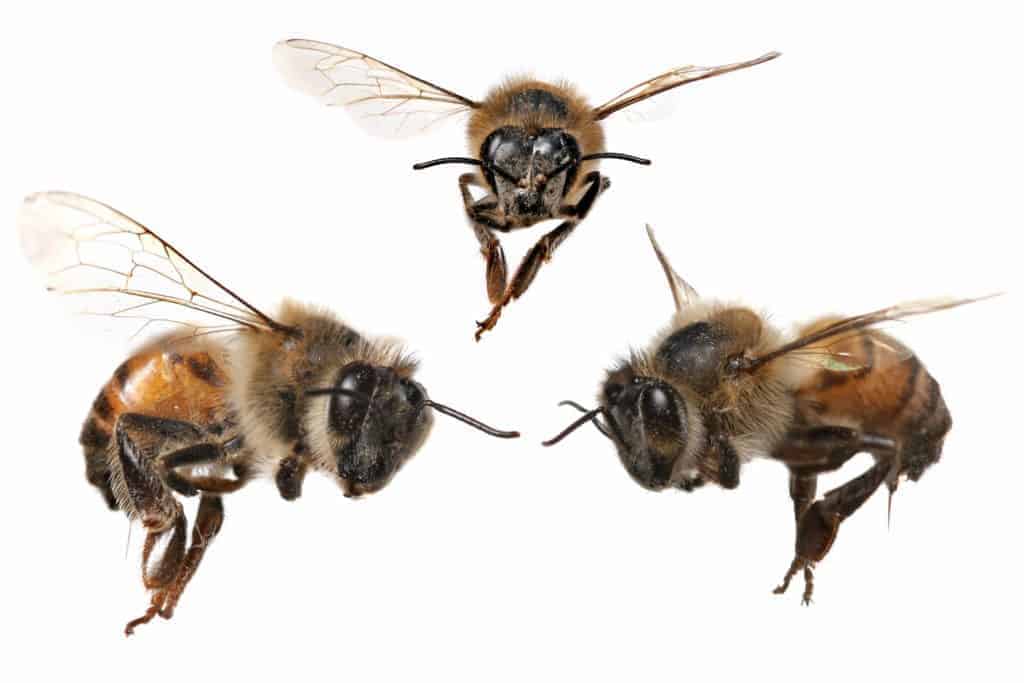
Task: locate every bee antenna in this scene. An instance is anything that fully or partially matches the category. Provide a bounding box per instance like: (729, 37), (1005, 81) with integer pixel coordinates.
(412, 157), (483, 171)
(578, 152), (652, 165)
(423, 400), (520, 438)
(556, 400), (612, 440)
(543, 405), (609, 446)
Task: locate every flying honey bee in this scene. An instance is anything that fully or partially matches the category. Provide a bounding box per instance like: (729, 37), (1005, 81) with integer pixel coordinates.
(18, 192), (520, 635)
(544, 226), (995, 604)
(273, 39), (780, 339)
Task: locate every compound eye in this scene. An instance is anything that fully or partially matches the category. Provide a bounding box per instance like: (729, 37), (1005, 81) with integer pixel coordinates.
(330, 363), (377, 432)
(641, 385), (673, 419)
(639, 384), (684, 442)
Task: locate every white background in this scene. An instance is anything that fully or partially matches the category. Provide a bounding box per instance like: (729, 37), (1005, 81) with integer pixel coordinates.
(2, 1), (1021, 681)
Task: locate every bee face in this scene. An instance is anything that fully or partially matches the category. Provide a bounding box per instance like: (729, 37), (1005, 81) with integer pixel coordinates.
(327, 362), (431, 497)
(481, 126), (580, 218)
(601, 371), (694, 491)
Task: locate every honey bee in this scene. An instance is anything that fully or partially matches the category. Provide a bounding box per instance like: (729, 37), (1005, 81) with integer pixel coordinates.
(544, 225), (995, 604)
(18, 192), (519, 635)
(273, 39), (779, 339)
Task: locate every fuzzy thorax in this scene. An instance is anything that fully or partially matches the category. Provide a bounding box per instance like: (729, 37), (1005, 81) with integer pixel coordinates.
(468, 76), (605, 159)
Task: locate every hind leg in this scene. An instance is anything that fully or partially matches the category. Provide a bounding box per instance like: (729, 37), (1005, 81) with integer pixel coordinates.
(771, 426), (896, 604)
(159, 495), (225, 620)
(124, 507), (187, 635)
(775, 459), (890, 604)
(111, 413), (221, 634)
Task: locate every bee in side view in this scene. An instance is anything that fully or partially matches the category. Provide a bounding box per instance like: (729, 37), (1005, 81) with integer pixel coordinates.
(19, 192), (519, 635)
(545, 226), (994, 604)
(273, 39), (779, 339)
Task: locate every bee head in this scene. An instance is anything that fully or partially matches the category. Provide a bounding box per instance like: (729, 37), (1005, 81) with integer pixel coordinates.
(480, 126), (581, 217)
(543, 361), (702, 492)
(599, 363), (701, 491)
(316, 362), (431, 497)
(309, 362), (519, 498)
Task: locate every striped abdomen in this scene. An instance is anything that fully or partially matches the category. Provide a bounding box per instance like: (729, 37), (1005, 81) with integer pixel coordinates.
(79, 340), (231, 508)
(793, 319), (951, 480)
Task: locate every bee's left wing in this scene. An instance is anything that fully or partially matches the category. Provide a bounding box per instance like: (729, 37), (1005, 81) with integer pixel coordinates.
(273, 39), (480, 138)
(744, 296), (1000, 373)
(592, 51), (780, 122)
(18, 192), (292, 343)
(646, 225), (699, 314)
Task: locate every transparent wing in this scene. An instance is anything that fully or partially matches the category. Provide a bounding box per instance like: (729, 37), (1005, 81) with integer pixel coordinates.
(645, 225), (699, 314)
(273, 39), (479, 138)
(593, 51), (780, 121)
(18, 192), (289, 343)
(749, 296), (1001, 372)
(784, 329), (916, 374)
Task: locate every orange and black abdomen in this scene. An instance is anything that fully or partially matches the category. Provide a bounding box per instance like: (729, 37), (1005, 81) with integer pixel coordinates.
(794, 321), (951, 481)
(79, 342), (230, 508)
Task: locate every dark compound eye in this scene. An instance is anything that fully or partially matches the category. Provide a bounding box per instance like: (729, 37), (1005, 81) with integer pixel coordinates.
(330, 363), (377, 433)
(641, 385), (673, 419)
(639, 384), (685, 442)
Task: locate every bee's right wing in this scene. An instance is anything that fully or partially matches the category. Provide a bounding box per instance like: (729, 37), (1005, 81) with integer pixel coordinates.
(18, 192), (293, 343)
(273, 39), (480, 138)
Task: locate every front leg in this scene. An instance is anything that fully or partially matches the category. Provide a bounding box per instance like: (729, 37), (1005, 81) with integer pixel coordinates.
(474, 172), (608, 340)
(275, 444), (309, 501)
(696, 423), (741, 489)
(460, 173), (509, 304)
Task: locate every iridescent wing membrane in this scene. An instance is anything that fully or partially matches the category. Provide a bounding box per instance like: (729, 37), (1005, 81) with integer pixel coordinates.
(273, 39), (479, 138)
(18, 191), (289, 344)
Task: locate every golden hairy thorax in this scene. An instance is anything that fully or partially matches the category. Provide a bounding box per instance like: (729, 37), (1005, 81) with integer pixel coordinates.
(467, 78), (606, 158)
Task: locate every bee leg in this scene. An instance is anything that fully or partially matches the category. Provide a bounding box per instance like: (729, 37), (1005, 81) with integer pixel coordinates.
(162, 440), (247, 496)
(275, 449), (309, 501)
(471, 171), (607, 340)
(559, 171), (609, 221)
(474, 219), (577, 340)
(788, 472), (817, 523)
(113, 414), (211, 634)
(460, 173), (508, 305)
(771, 427), (896, 603)
(783, 460), (891, 604)
(473, 172), (609, 340)
(113, 413), (203, 522)
(159, 495), (225, 620)
(124, 504), (187, 636)
(161, 442), (223, 496)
